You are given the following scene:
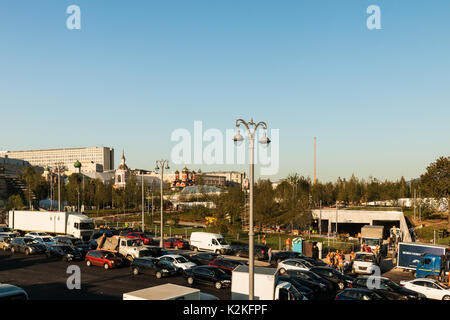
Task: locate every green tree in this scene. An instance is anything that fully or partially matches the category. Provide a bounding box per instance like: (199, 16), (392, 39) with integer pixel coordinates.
(420, 157), (450, 231)
(7, 194), (24, 210)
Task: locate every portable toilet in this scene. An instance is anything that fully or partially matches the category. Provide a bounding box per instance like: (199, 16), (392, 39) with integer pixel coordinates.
(292, 237), (303, 254)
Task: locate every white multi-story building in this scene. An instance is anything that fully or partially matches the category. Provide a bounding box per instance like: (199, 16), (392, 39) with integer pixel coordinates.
(0, 147), (114, 173)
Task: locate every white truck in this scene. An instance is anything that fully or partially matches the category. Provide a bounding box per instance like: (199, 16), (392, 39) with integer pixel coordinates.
(190, 232), (232, 254)
(352, 252), (379, 275)
(96, 234), (153, 261)
(231, 265), (304, 300)
(8, 210), (94, 241)
(361, 225), (385, 254)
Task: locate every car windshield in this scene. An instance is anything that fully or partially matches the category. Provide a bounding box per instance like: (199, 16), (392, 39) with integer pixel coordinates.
(42, 238), (53, 242)
(217, 238), (227, 245)
(384, 280), (401, 290)
(71, 239), (83, 246)
(362, 238), (380, 247)
(355, 254), (375, 262)
(304, 271), (321, 280)
(104, 252), (116, 259)
(175, 257), (189, 263)
(213, 268), (227, 276)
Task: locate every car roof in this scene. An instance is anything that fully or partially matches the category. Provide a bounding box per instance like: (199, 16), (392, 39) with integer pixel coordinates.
(0, 284), (27, 297)
(410, 278), (438, 283)
(342, 288), (374, 293)
(160, 254), (182, 258)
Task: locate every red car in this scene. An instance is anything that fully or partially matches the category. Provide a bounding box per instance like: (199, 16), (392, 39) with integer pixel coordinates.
(208, 258), (247, 275)
(126, 232), (154, 245)
(163, 238), (176, 248)
(172, 238), (190, 249)
(85, 250), (123, 269)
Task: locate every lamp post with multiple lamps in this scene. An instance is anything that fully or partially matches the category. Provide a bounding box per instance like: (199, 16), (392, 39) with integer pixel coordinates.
(233, 118), (270, 300)
(155, 160), (170, 248)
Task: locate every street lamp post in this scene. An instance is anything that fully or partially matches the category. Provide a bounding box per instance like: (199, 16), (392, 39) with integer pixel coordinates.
(141, 171), (145, 232)
(233, 118), (270, 300)
(54, 163), (66, 212)
(155, 160), (170, 248)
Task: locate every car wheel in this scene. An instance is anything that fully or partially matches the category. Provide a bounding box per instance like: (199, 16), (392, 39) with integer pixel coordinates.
(215, 281), (222, 290)
(86, 260), (91, 267)
(442, 295), (450, 301)
(104, 263), (110, 270)
(156, 271), (162, 279)
(187, 276), (194, 285)
(132, 267), (139, 275)
(126, 255), (133, 262)
(215, 249), (221, 255)
(279, 268), (286, 275)
(236, 252), (241, 257)
(193, 247), (198, 253)
(338, 282), (345, 290)
(25, 249), (30, 255)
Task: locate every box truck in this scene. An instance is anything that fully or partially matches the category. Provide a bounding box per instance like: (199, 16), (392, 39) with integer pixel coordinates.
(8, 210), (94, 240)
(231, 265), (304, 300)
(189, 232), (232, 254)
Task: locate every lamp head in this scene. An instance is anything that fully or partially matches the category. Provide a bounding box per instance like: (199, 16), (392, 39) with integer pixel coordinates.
(233, 128), (244, 145)
(259, 129), (271, 145)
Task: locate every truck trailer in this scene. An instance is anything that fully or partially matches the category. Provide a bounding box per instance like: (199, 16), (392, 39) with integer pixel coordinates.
(8, 210), (94, 240)
(397, 242), (449, 271)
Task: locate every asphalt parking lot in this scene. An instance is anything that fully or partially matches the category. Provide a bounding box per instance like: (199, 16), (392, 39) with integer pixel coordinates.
(0, 249), (232, 300)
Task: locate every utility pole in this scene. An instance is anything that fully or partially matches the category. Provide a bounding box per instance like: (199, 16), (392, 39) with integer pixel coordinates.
(413, 189), (417, 220)
(141, 172), (145, 232)
(319, 200), (322, 235)
(335, 202), (338, 235)
(155, 160), (169, 248)
(418, 191), (422, 221)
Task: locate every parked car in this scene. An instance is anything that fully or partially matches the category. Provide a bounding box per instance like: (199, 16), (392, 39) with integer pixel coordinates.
(351, 276), (426, 300)
(53, 236), (93, 256)
(126, 232), (155, 245)
(0, 284), (29, 300)
(270, 251), (304, 265)
(309, 266), (354, 291)
(278, 259), (313, 274)
(10, 237), (46, 255)
(184, 266), (232, 289)
(142, 246), (167, 258)
(335, 288), (384, 300)
(171, 238), (190, 249)
(234, 244), (269, 260)
(352, 252), (379, 275)
(400, 278), (450, 300)
(285, 272), (332, 299)
(278, 275), (315, 300)
(85, 250), (123, 269)
(208, 258), (247, 274)
(45, 245), (83, 261)
(286, 269), (335, 294)
(0, 236), (12, 251)
(159, 254), (197, 273)
(189, 252), (221, 265)
(130, 257), (177, 278)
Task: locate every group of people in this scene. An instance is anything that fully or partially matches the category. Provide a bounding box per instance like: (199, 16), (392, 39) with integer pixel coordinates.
(325, 250), (348, 273)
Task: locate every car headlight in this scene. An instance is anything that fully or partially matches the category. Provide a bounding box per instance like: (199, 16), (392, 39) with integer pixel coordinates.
(162, 269), (169, 272)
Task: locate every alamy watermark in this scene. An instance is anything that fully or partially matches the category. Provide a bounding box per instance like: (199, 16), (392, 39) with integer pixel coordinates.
(170, 121), (279, 176)
(66, 265), (81, 290)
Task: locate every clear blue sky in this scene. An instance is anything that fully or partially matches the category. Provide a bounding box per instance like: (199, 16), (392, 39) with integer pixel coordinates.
(1, 1), (449, 182)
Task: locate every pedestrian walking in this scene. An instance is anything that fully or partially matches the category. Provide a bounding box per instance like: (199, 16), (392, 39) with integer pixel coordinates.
(262, 234), (266, 246)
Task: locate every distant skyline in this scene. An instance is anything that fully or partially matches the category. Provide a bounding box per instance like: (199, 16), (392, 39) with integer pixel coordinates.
(1, 1), (449, 182)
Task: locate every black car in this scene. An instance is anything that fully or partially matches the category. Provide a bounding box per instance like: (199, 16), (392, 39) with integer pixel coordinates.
(309, 267), (354, 291)
(234, 244), (269, 260)
(184, 266), (232, 289)
(53, 236), (92, 256)
(45, 245), (83, 261)
(10, 237), (46, 255)
(285, 272), (333, 299)
(131, 257), (177, 278)
(208, 258), (247, 274)
(140, 246), (168, 258)
(278, 276), (315, 300)
(351, 276), (426, 300)
(336, 288), (384, 300)
(270, 251), (304, 265)
(286, 269), (335, 295)
(189, 252), (221, 265)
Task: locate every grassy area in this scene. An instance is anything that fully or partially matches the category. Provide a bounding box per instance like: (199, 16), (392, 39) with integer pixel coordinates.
(415, 224), (450, 245)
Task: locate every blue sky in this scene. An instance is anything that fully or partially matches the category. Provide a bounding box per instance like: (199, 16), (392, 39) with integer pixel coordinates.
(0, 1), (449, 181)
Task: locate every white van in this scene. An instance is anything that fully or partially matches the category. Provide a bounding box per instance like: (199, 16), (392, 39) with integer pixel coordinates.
(189, 232), (231, 254)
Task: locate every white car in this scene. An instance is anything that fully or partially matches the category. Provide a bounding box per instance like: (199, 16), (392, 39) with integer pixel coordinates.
(25, 233), (55, 247)
(352, 252), (378, 275)
(158, 254), (197, 273)
(277, 259), (312, 274)
(400, 278), (450, 300)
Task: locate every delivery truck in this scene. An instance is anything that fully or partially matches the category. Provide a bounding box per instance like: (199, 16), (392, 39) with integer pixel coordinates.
(231, 265), (304, 300)
(397, 242), (449, 272)
(8, 210), (94, 240)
